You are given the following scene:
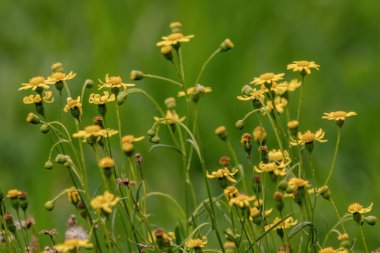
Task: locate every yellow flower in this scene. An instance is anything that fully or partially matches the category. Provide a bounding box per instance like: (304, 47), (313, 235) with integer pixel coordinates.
(63, 97), (82, 114)
(254, 162), (287, 176)
(288, 177), (310, 191)
(98, 157), (115, 168)
(251, 72), (285, 87)
(318, 247), (336, 253)
(156, 32), (194, 47)
(178, 84), (212, 102)
(46, 71), (76, 84)
(121, 135), (145, 144)
(265, 217), (297, 231)
(98, 74), (135, 90)
(287, 60), (320, 75)
(51, 62), (63, 72)
(154, 110), (186, 125)
(89, 91), (115, 105)
(19, 76), (50, 91)
(348, 202), (373, 214)
(262, 97), (288, 114)
(290, 129), (327, 146)
(287, 120), (299, 129)
(207, 167), (238, 183)
(337, 233), (349, 241)
(286, 79), (302, 92)
(237, 88), (265, 101)
(53, 239), (93, 252)
(90, 191), (119, 214)
(185, 237), (207, 249)
(250, 207), (272, 219)
(23, 91), (54, 104)
(322, 111), (357, 121)
(268, 149), (291, 167)
(224, 186), (239, 200)
(73, 125), (118, 142)
(229, 194), (256, 208)
(67, 187), (80, 204)
(252, 126), (267, 143)
(7, 189), (22, 198)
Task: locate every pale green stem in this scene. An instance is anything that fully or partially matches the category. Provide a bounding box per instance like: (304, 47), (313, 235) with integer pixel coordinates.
(359, 224), (369, 253)
(296, 76), (305, 121)
(323, 128), (342, 187)
(144, 74), (183, 87)
(195, 48), (221, 84)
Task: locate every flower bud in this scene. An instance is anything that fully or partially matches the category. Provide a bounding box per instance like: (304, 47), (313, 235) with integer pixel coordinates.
(117, 91), (128, 105)
(224, 241), (237, 253)
(84, 79), (94, 89)
(122, 143), (135, 156)
(165, 97), (176, 109)
(4, 213), (16, 233)
(241, 85), (253, 96)
(147, 129), (156, 137)
(320, 186), (331, 200)
(40, 123), (50, 134)
(55, 154), (67, 164)
(235, 120), (245, 130)
(44, 200), (55, 211)
(26, 112), (40, 124)
(130, 70), (145, 81)
(220, 38), (234, 52)
(170, 21), (182, 33)
(161, 46), (173, 61)
(150, 135), (160, 144)
(364, 215), (377, 226)
(215, 126), (227, 141)
(240, 133), (252, 154)
(287, 120), (299, 136)
(253, 175), (262, 193)
(93, 116), (104, 128)
(219, 156), (230, 167)
(51, 62), (63, 72)
(18, 191), (28, 211)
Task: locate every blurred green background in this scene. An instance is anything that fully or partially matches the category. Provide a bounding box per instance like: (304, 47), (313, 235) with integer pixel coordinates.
(1, 0), (380, 250)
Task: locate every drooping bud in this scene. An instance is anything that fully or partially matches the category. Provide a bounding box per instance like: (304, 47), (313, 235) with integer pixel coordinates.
(364, 216), (377, 226)
(84, 79), (94, 89)
(220, 38), (234, 52)
(44, 200), (55, 211)
(235, 120), (245, 130)
(26, 112), (40, 124)
(40, 123), (50, 134)
(130, 70), (145, 81)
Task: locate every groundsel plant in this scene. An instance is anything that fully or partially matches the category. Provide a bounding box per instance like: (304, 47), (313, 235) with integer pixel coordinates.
(0, 21), (374, 253)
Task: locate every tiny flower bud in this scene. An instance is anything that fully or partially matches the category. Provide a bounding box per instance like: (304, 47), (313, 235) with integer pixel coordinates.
(40, 123), (50, 134)
(364, 215), (377, 226)
(84, 79), (94, 89)
(235, 120), (245, 130)
(170, 21), (182, 33)
(4, 213), (16, 233)
(287, 120), (299, 136)
(150, 135), (160, 144)
(51, 62), (63, 72)
(147, 129), (156, 137)
(215, 126), (227, 141)
(44, 201), (55, 211)
(161, 46), (173, 61)
(55, 154), (67, 164)
(130, 70), (145, 80)
(117, 91), (128, 105)
(241, 85), (253, 96)
(164, 97), (176, 109)
(320, 186), (331, 200)
(220, 38), (234, 52)
(26, 112), (40, 124)
(135, 153), (143, 167)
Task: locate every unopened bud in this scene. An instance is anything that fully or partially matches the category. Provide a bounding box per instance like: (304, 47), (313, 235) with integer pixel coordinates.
(241, 85), (253, 96)
(130, 70), (145, 81)
(147, 129), (156, 137)
(215, 126), (227, 141)
(117, 91), (128, 105)
(40, 123), (50, 134)
(235, 120), (245, 130)
(84, 79), (94, 89)
(287, 120), (299, 136)
(170, 21), (182, 33)
(26, 112), (40, 124)
(220, 38), (234, 52)
(150, 135), (160, 144)
(364, 215), (377, 226)
(165, 97), (176, 109)
(44, 201), (55, 211)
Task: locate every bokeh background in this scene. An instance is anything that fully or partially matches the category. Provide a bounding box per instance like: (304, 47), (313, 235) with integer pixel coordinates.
(1, 0), (380, 250)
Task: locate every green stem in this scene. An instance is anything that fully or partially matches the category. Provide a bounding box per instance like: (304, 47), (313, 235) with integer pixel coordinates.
(144, 74), (183, 87)
(296, 76), (305, 121)
(358, 224), (369, 253)
(195, 48), (221, 84)
(323, 128), (342, 187)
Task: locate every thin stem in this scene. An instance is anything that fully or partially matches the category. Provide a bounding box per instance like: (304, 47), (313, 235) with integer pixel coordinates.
(296, 76), (305, 121)
(323, 127), (342, 187)
(358, 224), (369, 253)
(144, 74), (183, 87)
(195, 48), (221, 84)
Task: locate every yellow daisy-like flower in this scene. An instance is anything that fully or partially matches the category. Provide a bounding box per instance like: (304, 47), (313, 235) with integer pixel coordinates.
(63, 97), (82, 114)
(19, 76), (50, 91)
(154, 110), (186, 125)
(53, 239), (93, 252)
(207, 167), (238, 183)
(250, 207), (272, 220)
(67, 187), (80, 204)
(251, 72), (285, 87)
(156, 32), (194, 47)
(185, 237), (207, 249)
(254, 162), (287, 176)
(265, 217), (297, 231)
(90, 191), (119, 214)
(46, 71), (76, 84)
(23, 91), (54, 104)
(89, 91), (116, 105)
(290, 129), (327, 146)
(224, 186), (239, 200)
(98, 157), (115, 168)
(288, 177), (310, 191)
(268, 149), (291, 167)
(73, 125), (118, 142)
(7, 189), (22, 198)
(348, 202), (373, 214)
(121, 135), (145, 144)
(322, 111), (357, 121)
(98, 74), (135, 90)
(229, 194), (256, 209)
(287, 60), (320, 75)
(237, 88), (266, 101)
(262, 97), (288, 114)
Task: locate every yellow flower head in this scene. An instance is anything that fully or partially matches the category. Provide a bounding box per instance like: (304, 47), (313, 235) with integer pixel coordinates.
(224, 186), (239, 200)
(7, 189), (22, 198)
(207, 167), (238, 183)
(89, 91), (115, 105)
(19, 76), (50, 91)
(262, 97), (288, 114)
(287, 120), (299, 130)
(251, 72), (285, 87)
(90, 191), (119, 214)
(154, 110), (186, 125)
(250, 207), (272, 219)
(265, 217), (297, 231)
(288, 177), (310, 191)
(348, 202), (373, 214)
(63, 97), (82, 114)
(318, 247), (337, 253)
(268, 149), (291, 166)
(46, 71), (76, 84)
(237, 88), (265, 102)
(337, 233), (349, 241)
(286, 79), (302, 92)
(287, 61), (320, 75)
(23, 91), (54, 104)
(67, 187), (80, 204)
(185, 237), (207, 249)
(98, 157), (115, 168)
(99, 74), (135, 90)
(252, 126), (267, 143)
(229, 194), (256, 209)
(121, 135), (145, 144)
(322, 111), (357, 122)
(290, 129), (327, 146)
(157, 32), (194, 47)
(254, 162), (287, 176)
(53, 239), (93, 252)
(51, 62), (63, 72)
(73, 125), (118, 142)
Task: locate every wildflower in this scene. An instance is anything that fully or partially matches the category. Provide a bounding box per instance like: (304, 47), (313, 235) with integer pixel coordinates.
(98, 157), (115, 168)
(155, 110), (186, 125)
(98, 74), (135, 93)
(254, 162), (287, 176)
(251, 72), (285, 88)
(67, 187), (80, 205)
(90, 191), (119, 214)
(252, 126), (267, 145)
(348, 202), (373, 214)
(322, 111), (357, 127)
(286, 79), (302, 92)
(121, 135), (145, 156)
(288, 177), (310, 191)
(207, 167), (238, 183)
(237, 88), (265, 109)
(185, 237), (207, 249)
(224, 186), (239, 200)
(262, 97), (288, 114)
(290, 129), (327, 152)
(19, 76), (50, 92)
(39, 229), (58, 236)
(65, 226), (88, 240)
(287, 120), (299, 136)
(156, 32), (194, 48)
(116, 178), (136, 186)
(89, 91), (115, 105)
(265, 216), (297, 231)
(46, 71), (76, 84)
(63, 97), (82, 118)
(215, 126), (227, 140)
(268, 149), (291, 167)
(178, 84), (212, 102)
(240, 133), (252, 154)
(73, 125), (118, 144)
(229, 193), (256, 209)
(26, 112), (40, 124)
(7, 189), (22, 199)
(51, 62), (63, 72)
(4, 213), (16, 233)
(121, 135), (145, 144)
(23, 91), (54, 104)
(54, 238), (93, 252)
(287, 60), (320, 76)
(250, 206), (272, 224)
